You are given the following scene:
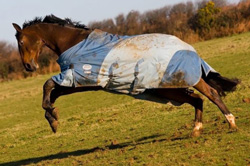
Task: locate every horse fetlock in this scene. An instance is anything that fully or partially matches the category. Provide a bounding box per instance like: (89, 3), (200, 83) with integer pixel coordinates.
(44, 106), (59, 120)
(42, 100), (54, 111)
(45, 111), (58, 133)
(191, 122), (203, 137)
(225, 114), (237, 129)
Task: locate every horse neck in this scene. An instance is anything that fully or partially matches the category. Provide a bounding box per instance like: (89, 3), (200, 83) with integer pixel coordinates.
(32, 24), (92, 56)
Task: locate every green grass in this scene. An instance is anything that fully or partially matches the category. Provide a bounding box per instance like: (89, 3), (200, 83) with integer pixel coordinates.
(1, 32), (250, 166)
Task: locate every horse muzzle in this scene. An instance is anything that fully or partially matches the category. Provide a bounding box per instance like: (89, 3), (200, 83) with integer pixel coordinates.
(24, 63), (36, 72)
(24, 59), (39, 72)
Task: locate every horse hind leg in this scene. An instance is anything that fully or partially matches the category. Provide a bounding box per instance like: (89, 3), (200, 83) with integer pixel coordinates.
(154, 89), (204, 137)
(189, 91), (204, 137)
(194, 78), (237, 130)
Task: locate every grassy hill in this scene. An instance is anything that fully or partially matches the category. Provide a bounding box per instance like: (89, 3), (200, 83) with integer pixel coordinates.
(0, 32), (250, 166)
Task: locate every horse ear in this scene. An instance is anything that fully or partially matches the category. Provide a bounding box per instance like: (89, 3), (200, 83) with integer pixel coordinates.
(12, 23), (22, 32)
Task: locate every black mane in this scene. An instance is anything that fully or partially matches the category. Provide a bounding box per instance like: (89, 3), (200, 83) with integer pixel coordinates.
(22, 14), (89, 30)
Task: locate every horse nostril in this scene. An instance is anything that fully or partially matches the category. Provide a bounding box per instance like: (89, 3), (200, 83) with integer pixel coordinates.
(25, 63), (32, 70)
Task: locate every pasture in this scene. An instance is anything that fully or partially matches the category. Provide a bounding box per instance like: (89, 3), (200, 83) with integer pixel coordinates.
(0, 32), (250, 166)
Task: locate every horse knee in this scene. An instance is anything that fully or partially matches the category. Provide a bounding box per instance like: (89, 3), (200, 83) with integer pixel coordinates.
(42, 78), (56, 111)
(43, 78), (55, 91)
(42, 100), (54, 110)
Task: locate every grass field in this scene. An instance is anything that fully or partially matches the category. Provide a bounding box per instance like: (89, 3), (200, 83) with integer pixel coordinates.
(0, 32), (250, 166)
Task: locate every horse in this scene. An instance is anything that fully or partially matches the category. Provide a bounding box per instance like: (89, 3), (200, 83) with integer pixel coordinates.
(12, 15), (239, 137)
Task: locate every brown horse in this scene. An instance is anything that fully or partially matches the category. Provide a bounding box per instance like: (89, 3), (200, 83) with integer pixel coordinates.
(13, 15), (239, 136)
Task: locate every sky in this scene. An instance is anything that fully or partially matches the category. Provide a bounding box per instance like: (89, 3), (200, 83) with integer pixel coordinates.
(0, 0), (240, 44)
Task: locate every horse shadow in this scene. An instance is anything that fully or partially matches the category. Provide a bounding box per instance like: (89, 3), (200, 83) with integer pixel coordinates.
(0, 133), (189, 166)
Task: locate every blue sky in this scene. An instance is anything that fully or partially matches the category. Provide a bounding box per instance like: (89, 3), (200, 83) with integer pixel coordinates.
(0, 0), (240, 44)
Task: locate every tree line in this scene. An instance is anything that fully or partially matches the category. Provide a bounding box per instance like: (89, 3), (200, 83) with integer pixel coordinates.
(89, 0), (250, 42)
(0, 0), (250, 81)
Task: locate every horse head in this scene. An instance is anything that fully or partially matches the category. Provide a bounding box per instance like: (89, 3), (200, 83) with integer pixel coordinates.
(13, 23), (44, 72)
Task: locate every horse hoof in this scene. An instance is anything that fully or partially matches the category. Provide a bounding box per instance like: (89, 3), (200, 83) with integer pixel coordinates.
(52, 108), (59, 120)
(229, 124), (238, 132)
(45, 111), (58, 133)
(191, 130), (202, 137)
(50, 120), (58, 133)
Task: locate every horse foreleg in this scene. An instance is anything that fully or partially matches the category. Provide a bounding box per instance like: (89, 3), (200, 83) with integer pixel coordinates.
(42, 78), (59, 133)
(154, 89), (204, 137)
(194, 78), (237, 130)
(43, 79), (102, 133)
(42, 78), (81, 133)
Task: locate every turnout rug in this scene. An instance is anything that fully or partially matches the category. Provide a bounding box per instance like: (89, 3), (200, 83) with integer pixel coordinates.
(52, 29), (216, 95)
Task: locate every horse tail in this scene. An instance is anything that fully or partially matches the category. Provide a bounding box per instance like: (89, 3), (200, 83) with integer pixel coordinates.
(204, 72), (240, 97)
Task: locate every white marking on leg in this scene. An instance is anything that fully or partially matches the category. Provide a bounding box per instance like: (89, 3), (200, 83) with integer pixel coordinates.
(225, 113), (236, 125)
(194, 122), (203, 131)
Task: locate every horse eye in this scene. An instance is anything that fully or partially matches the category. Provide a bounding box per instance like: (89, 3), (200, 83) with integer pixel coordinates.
(19, 41), (24, 45)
